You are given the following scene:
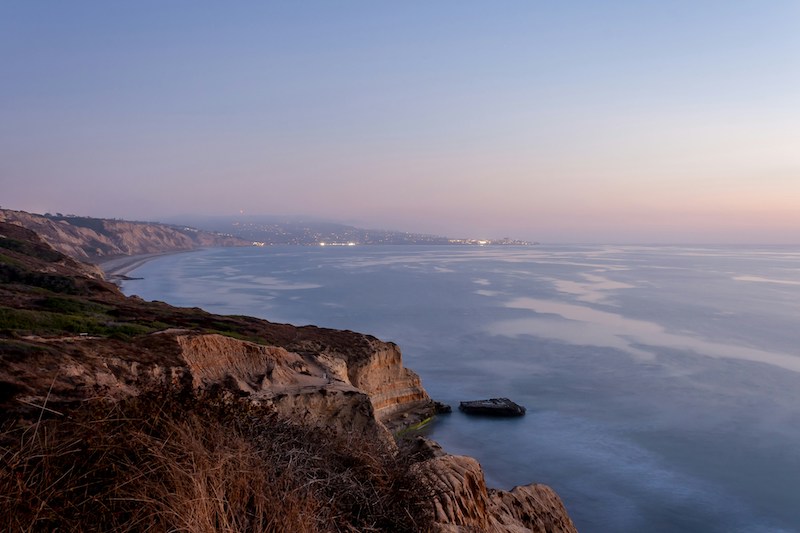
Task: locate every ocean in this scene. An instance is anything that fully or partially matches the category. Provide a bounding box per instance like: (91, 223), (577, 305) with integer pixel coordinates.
(120, 244), (800, 533)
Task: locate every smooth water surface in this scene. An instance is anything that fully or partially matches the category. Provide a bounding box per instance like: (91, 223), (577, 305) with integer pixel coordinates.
(123, 245), (800, 532)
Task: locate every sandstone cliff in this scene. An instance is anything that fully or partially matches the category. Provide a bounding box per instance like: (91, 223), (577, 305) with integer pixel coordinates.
(418, 452), (577, 532)
(0, 221), (577, 532)
(0, 208), (248, 261)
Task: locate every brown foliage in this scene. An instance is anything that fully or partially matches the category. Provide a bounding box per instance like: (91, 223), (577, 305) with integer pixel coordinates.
(0, 391), (433, 532)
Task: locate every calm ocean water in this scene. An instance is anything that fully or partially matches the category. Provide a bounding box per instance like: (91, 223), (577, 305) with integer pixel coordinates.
(122, 245), (800, 533)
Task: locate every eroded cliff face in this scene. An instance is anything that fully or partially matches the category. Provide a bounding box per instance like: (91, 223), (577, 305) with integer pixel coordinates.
(0, 209), (247, 261)
(0, 220), (578, 532)
(176, 333), (400, 442)
(3, 331), (421, 446)
(7, 334), (577, 531)
(410, 441), (578, 533)
(346, 339), (431, 424)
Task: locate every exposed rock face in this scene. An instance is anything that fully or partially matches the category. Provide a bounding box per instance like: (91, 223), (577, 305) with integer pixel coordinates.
(0, 220), (578, 532)
(175, 332), (435, 436)
(0, 218), (106, 280)
(489, 484), (578, 533)
(419, 455), (493, 529)
(416, 450), (577, 532)
(177, 333), (313, 392)
(0, 208), (247, 261)
(346, 339), (431, 423)
(176, 332), (398, 442)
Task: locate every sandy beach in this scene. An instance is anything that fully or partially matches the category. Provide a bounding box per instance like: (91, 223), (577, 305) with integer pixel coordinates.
(95, 250), (197, 280)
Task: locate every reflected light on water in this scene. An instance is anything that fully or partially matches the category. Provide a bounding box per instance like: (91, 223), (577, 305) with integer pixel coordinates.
(488, 297), (800, 373)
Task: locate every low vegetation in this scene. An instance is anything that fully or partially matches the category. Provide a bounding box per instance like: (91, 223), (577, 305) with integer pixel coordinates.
(0, 305), (155, 340)
(0, 390), (434, 532)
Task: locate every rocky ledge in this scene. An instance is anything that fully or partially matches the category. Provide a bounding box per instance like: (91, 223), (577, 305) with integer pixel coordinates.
(0, 221), (576, 532)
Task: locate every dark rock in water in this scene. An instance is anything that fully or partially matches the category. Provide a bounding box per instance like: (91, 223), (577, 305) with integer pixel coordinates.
(459, 398), (526, 417)
(434, 401), (452, 414)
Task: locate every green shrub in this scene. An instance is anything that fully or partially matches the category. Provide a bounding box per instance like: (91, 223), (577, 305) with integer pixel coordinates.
(0, 264), (79, 294)
(0, 307), (154, 338)
(36, 296), (109, 315)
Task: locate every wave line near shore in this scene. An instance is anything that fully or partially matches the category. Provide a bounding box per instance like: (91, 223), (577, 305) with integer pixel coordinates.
(95, 250), (197, 280)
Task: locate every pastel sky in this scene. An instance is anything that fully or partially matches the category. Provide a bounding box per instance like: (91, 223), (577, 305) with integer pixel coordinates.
(2, 1), (799, 243)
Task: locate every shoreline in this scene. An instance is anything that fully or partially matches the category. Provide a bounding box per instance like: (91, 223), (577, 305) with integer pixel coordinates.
(94, 249), (198, 280)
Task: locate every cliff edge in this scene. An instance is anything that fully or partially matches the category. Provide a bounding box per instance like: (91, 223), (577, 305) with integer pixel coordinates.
(0, 208), (249, 261)
(0, 220), (576, 532)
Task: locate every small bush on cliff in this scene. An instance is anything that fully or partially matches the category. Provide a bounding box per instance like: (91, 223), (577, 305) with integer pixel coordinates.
(0, 306), (155, 339)
(0, 391), (433, 532)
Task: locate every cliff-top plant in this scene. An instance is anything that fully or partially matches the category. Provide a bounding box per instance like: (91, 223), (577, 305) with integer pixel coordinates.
(0, 390), (434, 532)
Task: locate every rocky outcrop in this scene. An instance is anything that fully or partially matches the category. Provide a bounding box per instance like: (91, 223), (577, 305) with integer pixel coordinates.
(346, 339), (432, 424)
(175, 332), (434, 433)
(0, 208), (248, 261)
(416, 449), (577, 532)
(177, 333), (314, 392)
(489, 484), (578, 533)
(176, 332), (398, 441)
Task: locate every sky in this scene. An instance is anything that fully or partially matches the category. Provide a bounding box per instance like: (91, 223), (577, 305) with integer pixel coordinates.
(1, 1), (799, 243)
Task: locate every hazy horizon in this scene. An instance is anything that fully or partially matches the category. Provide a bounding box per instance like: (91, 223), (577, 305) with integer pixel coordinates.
(2, 2), (799, 244)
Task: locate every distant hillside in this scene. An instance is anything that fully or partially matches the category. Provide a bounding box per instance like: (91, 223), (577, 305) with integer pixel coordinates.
(0, 209), (249, 261)
(171, 215), (533, 246)
(172, 215), (452, 245)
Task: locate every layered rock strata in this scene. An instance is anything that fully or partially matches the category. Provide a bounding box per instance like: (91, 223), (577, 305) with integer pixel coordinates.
(409, 438), (576, 532)
(0, 208), (247, 261)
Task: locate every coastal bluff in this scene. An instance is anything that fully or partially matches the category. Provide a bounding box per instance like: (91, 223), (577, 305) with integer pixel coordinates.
(0, 208), (248, 261)
(0, 220), (576, 532)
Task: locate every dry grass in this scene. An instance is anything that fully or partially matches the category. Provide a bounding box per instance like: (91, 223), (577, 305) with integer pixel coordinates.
(0, 391), (433, 532)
